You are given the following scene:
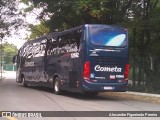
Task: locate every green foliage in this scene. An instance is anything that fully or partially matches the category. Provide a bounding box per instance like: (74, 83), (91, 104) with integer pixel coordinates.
(128, 0), (160, 92)
(0, 0), (26, 38)
(1, 43), (18, 64)
(20, 0), (30, 5)
(28, 21), (50, 40)
(23, 0), (136, 35)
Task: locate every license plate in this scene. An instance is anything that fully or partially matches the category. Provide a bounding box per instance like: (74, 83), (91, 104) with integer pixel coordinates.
(104, 86), (114, 90)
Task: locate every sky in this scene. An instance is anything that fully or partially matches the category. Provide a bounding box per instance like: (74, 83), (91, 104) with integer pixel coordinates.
(4, 29), (29, 49)
(3, 2), (40, 49)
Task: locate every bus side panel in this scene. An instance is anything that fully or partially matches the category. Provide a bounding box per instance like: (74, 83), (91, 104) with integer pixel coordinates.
(33, 56), (46, 82)
(47, 53), (81, 89)
(68, 56), (81, 88)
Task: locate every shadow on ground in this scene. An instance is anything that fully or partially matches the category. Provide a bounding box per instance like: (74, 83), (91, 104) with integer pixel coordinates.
(18, 84), (125, 102)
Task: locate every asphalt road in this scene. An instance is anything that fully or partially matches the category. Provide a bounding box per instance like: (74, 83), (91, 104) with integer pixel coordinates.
(0, 72), (160, 120)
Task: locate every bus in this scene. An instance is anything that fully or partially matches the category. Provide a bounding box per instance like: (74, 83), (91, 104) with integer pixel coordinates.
(13, 24), (129, 95)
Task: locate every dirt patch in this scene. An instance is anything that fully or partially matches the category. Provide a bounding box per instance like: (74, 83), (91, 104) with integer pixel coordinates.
(100, 92), (160, 103)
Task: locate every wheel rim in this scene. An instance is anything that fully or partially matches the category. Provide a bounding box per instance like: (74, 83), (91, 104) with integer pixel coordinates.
(55, 81), (59, 92)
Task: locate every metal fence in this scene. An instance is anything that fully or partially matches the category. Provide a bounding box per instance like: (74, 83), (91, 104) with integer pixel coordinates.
(3, 64), (16, 71)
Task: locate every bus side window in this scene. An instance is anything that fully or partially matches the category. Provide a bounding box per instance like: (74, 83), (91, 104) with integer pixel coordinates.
(33, 42), (40, 57)
(24, 44), (34, 62)
(39, 40), (46, 56)
(33, 39), (46, 57)
(57, 35), (67, 54)
(22, 45), (27, 57)
(12, 55), (17, 64)
(69, 30), (82, 52)
(47, 37), (58, 56)
(76, 30), (82, 49)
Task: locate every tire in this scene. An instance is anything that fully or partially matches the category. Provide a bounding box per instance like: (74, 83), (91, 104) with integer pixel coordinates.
(54, 77), (62, 95)
(22, 76), (28, 87)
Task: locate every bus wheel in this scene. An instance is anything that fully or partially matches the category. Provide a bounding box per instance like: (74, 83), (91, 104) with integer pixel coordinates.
(22, 76), (28, 87)
(54, 77), (62, 95)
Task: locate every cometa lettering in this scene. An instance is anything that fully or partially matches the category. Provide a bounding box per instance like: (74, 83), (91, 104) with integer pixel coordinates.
(94, 65), (122, 72)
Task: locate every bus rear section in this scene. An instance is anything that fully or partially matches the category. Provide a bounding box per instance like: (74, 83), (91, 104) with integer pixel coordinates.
(81, 25), (129, 92)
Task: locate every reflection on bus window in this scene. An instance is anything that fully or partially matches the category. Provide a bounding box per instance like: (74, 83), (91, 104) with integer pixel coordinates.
(89, 27), (127, 47)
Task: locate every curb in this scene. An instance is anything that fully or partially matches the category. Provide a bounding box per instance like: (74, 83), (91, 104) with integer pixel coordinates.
(100, 91), (160, 103)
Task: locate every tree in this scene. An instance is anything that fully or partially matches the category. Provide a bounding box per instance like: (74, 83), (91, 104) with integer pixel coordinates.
(128, 0), (160, 91)
(28, 21), (50, 40)
(22, 0), (134, 32)
(0, 0), (25, 40)
(1, 43), (18, 64)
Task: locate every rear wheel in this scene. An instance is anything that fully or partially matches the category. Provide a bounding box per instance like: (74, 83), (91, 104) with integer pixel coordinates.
(54, 77), (62, 95)
(22, 76), (28, 87)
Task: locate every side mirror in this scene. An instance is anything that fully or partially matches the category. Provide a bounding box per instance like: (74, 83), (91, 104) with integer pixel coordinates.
(12, 55), (17, 64)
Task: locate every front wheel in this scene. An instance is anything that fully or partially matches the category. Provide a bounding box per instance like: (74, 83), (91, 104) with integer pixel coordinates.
(22, 76), (28, 87)
(54, 77), (62, 95)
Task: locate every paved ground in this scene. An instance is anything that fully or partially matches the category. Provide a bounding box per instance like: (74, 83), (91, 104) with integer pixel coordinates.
(0, 72), (160, 120)
(0, 71), (16, 80)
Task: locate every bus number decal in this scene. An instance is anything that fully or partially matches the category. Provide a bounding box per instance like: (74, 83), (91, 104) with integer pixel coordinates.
(71, 53), (79, 58)
(25, 62), (34, 67)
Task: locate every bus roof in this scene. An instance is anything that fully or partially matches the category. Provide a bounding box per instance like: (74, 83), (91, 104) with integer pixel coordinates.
(22, 24), (125, 48)
(23, 25), (84, 47)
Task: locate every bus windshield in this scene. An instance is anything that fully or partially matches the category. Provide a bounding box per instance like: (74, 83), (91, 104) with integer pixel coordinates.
(89, 27), (127, 47)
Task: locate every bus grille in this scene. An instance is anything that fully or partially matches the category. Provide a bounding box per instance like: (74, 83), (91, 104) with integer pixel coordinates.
(92, 56), (122, 66)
